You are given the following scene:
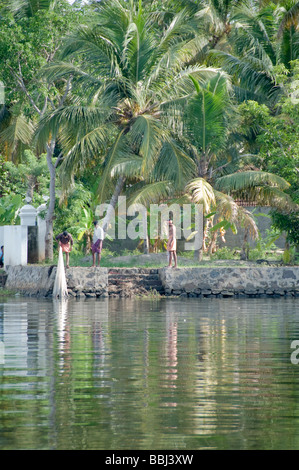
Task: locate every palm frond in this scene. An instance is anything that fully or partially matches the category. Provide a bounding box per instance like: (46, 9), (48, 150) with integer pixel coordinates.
(126, 180), (173, 207)
(212, 50), (279, 103)
(215, 170), (290, 193)
(40, 62), (102, 91)
(183, 73), (230, 153)
(4, 0), (56, 18)
(97, 129), (133, 204)
(129, 114), (164, 177)
(0, 114), (34, 146)
(214, 189), (259, 239)
(185, 177), (216, 212)
(35, 104), (111, 150)
(0, 114), (34, 161)
(244, 186), (298, 212)
(236, 205), (259, 239)
(58, 123), (113, 184)
(154, 139), (197, 190)
(110, 155), (143, 180)
(277, 1), (299, 38)
(213, 189), (239, 222)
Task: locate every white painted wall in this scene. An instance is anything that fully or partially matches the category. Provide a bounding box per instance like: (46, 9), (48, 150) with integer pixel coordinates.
(0, 226), (4, 249)
(3, 225), (28, 269)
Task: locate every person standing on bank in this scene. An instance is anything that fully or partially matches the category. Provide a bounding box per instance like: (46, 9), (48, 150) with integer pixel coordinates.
(0, 246), (4, 268)
(92, 220), (104, 267)
(167, 219), (177, 268)
(55, 231), (73, 268)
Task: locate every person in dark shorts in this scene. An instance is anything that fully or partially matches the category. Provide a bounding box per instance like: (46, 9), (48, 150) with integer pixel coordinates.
(55, 231), (73, 268)
(91, 221), (104, 267)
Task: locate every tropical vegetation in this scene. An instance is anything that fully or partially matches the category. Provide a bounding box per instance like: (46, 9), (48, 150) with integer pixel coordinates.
(0, 0), (298, 264)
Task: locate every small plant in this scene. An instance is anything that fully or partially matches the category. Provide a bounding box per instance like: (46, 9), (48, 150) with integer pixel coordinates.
(0, 288), (16, 297)
(282, 246), (296, 265)
(211, 247), (239, 260)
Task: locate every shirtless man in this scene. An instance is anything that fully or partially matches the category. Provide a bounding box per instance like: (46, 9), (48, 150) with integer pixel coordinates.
(167, 219), (177, 268)
(55, 231), (73, 268)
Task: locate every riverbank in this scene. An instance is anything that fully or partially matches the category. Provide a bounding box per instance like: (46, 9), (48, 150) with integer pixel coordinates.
(2, 264), (299, 299)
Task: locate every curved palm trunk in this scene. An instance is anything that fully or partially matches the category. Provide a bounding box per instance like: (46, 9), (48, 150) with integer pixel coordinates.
(102, 175), (126, 233)
(194, 216), (206, 262)
(143, 211), (149, 255)
(208, 229), (218, 255)
(45, 138), (56, 261)
(240, 227), (249, 261)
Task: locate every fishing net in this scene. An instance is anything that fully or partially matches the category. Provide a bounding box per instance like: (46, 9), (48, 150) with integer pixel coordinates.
(53, 246), (68, 298)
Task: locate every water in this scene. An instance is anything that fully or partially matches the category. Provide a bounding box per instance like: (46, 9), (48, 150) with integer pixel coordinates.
(0, 296), (299, 450)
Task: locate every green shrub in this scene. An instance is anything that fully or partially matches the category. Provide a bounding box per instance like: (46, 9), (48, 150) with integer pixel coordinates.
(211, 247), (239, 260)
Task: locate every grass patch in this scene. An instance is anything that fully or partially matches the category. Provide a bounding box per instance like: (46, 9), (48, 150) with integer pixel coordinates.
(0, 288), (16, 297)
(33, 246), (298, 268)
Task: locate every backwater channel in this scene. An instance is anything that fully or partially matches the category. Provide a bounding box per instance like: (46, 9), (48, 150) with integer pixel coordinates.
(0, 296), (299, 450)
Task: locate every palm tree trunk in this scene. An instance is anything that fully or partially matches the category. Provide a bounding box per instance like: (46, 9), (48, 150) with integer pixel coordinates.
(143, 236), (150, 254)
(208, 229), (217, 255)
(26, 175), (36, 201)
(143, 210), (149, 254)
(194, 216), (206, 262)
(240, 227), (249, 261)
(102, 175), (126, 233)
(45, 138), (56, 261)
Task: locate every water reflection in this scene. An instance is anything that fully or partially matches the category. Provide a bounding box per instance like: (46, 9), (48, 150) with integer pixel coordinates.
(0, 297), (299, 450)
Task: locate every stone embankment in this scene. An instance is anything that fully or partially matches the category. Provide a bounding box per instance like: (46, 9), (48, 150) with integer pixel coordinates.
(161, 266), (299, 298)
(3, 266), (163, 298)
(2, 265), (299, 298)
(0, 272), (7, 288)
(4, 265), (108, 298)
(108, 268), (164, 297)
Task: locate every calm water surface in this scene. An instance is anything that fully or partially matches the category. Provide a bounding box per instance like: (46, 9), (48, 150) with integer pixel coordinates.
(0, 296), (299, 450)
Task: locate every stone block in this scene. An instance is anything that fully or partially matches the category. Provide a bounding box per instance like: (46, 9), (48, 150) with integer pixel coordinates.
(201, 289), (212, 295)
(221, 291), (234, 297)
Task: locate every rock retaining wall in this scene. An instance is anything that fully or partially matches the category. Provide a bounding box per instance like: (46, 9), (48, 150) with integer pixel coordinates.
(2, 265), (299, 299)
(159, 267), (299, 298)
(4, 265), (108, 298)
(66, 267), (108, 298)
(5, 265), (57, 296)
(0, 272), (7, 288)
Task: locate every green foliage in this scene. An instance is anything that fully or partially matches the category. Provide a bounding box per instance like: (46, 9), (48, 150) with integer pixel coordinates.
(211, 247), (239, 260)
(0, 193), (22, 224)
(0, 3), (76, 107)
(237, 61), (299, 246)
(0, 150), (49, 202)
(0, 154), (12, 196)
(1, 0), (299, 259)
(271, 210), (299, 246)
(53, 182), (93, 243)
(184, 73), (232, 155)
(73, 206), (94, 254)
(282, 247), (296, 264)
(248, 229), (281, 261)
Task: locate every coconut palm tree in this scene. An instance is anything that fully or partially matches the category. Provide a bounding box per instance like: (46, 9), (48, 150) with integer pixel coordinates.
(36, 0), (224, 232)
(211, 0), (299, 105)
(0, 0), (75, 260)
(1, 0), (58, 18)
(181, 70), (298, 259)
(185, 168), (297, 259)
(35, 0), (298, 261)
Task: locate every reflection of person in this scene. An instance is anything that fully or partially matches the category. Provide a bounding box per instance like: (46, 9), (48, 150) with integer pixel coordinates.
(91, 221), (104, 267)
(167, 219), (177, 268)
(0, 246), (4, 268)
(55, 231), (73, 268)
